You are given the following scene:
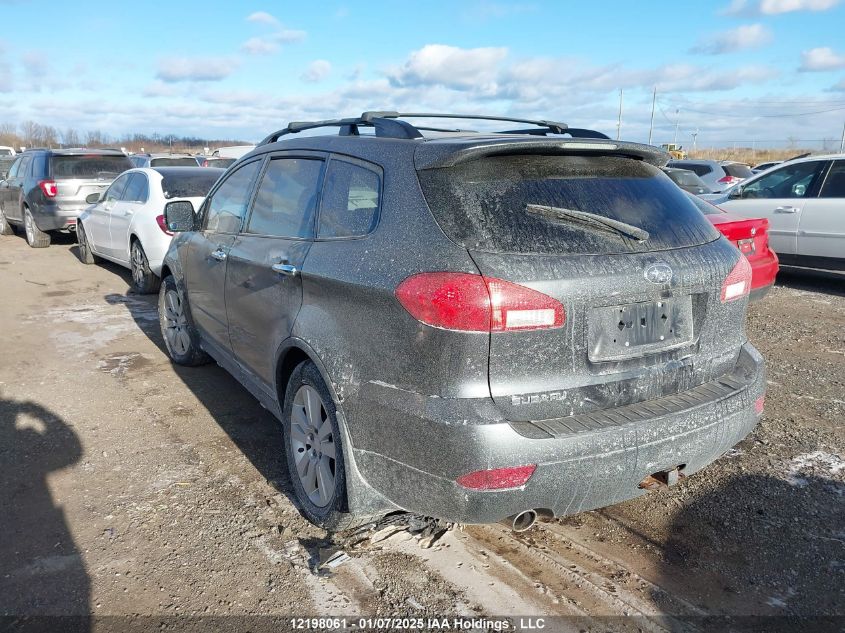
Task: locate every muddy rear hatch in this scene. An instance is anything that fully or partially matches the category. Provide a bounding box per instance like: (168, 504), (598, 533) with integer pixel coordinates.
(417, 149), (750, 422)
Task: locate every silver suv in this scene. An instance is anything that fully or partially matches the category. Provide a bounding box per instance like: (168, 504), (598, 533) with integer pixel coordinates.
(666, 159), (753, 193)
(0, 149), (133, 247)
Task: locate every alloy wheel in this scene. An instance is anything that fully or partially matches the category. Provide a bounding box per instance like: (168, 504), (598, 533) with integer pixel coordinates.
(162, 288), (190, 356)
(24, 210), (33, 243)
(131, 243), (146, 287)
(290, 385), (336, 507)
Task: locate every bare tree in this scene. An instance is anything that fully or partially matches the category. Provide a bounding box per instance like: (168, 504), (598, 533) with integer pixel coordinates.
(62, 128), (80, 147)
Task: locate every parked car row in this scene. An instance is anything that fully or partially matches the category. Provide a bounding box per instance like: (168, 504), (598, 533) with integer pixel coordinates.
(0, 114), (780, 532)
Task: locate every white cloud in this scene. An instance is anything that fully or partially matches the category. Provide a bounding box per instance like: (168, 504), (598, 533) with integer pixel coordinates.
(831, 78), (845, 90)
(722, 0), (840, 14)
(800, 47), (845, 71)
(301, 60), (331, 83)
(388, 44), (508, 90)
(240, 29), (306, 55)
(759, 0), (839, 12)
(690, 24), (772, 55)
(246, 11), (279, 26)
(156, 56), (240, 83)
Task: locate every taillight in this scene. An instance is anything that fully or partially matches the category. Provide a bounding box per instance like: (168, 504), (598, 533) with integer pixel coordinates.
(38, 180), (58, 198)
(395, 272), (565, 332)
(201, 159), (209, 167)
(156, 214), (174, 236)
(721, 256), (752, 302)
(456, 464), (536, 490)
(718, 176), (742, 186)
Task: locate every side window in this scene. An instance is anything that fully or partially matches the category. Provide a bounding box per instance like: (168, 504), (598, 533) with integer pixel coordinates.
(121, 173), (149, 203)
(246, 158), (322, 238)
(6, 157), (21, 179)
(16, 156), (33, 179)
(742, 161), (826, 199)
(819, 161), (845, 198)
(105, 174), (130, 203)
(318, 159), (381, 238)
(204, 160), (261, 234)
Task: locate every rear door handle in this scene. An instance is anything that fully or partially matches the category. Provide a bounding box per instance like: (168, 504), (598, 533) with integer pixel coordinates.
(210, 248), (227, 261)
(774, 206), (798, 214)
(271, 263), (298, 276)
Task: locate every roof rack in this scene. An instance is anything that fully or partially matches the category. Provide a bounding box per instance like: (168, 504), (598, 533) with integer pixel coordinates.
(259, 111), (609, 145)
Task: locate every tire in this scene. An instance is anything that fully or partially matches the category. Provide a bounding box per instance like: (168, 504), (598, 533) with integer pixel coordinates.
(23, 207), (50, 248)
(0, 207), (13, 236)
(76, 222), (100, 264)
(130, 240), (161, 294)
(158, 275), (211, 366)
(283, 360), (361, 531)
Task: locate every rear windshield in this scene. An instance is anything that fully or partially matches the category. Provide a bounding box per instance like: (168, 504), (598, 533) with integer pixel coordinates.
(668, 162), (711, 177)
(669, 170), (706, 187)
(723, 163), (753, 178)
(418, 155), (720, 255)
(150, 157), (200, 167)
(160, 170), (222, 199)
(50, 154), (133, 180)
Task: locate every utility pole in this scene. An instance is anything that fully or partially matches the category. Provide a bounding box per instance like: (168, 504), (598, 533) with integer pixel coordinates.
(673, 109), (681, 146)
(691, 129), (699, 152)
(647, 86), (656, 146)
(840, 121), (845, 153)
(616, 89), (623, 140)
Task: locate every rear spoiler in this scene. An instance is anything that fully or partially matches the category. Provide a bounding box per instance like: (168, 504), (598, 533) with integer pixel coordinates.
(414, 138), (669, 170)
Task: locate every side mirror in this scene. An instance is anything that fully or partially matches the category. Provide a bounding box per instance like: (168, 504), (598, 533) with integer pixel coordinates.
(85, 192), (102, 204)
(164, 200), (196, 232)
(728, 186), (743, 200)
(0, 171), (7, 180)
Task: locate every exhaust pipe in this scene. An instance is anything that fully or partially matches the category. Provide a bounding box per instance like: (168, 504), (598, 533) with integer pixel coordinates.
(501, 509), (537, 532)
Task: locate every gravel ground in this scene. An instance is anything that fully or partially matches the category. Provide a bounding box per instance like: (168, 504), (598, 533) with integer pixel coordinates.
(0, 233), (842, 632)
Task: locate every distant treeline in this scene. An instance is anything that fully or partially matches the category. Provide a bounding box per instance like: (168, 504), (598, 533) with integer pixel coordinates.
(0, 121), (250, 154)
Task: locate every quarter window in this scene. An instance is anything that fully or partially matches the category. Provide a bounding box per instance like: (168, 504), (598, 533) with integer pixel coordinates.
(204, 160), (261, 234)
(6, 157), (21, 179)
(819, 161), (845, 198)
(318, 159), (381, 238)
(246, 158), (323, 238)
(121, 173), (149, 203)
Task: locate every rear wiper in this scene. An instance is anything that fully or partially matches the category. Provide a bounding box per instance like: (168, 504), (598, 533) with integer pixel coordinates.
(526, 204), (650, 242)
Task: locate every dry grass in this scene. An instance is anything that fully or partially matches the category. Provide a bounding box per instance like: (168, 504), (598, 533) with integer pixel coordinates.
(687, 147), (816, 165)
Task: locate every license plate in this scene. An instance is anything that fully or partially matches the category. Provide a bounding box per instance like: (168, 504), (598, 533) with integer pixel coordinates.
(588, 298), (695, 362)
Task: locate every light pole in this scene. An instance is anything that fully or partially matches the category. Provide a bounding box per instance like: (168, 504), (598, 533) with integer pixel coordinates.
(673, 109), (681, 146)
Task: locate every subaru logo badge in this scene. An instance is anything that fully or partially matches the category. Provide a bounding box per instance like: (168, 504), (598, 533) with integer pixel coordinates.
(644, 262), (673, 285)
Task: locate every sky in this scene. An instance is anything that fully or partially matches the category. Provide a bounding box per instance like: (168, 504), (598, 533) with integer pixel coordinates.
(2, 0), (845, 148)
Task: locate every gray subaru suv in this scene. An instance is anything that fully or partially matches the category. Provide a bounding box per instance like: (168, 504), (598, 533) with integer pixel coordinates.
(157, 112), (765, 531)
(0, 148), (133, 247)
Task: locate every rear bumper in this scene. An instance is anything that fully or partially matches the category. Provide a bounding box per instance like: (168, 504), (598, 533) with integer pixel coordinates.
(348, 343), (765, 523)
(749, 250), (779, 299)
(31, 202), (84, 231)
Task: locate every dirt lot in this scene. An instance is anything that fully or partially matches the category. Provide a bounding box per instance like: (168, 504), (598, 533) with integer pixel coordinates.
(1, 232), (842, 632)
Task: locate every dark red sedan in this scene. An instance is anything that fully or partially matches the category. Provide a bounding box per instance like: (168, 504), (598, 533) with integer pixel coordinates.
(688, 194), (779, 300)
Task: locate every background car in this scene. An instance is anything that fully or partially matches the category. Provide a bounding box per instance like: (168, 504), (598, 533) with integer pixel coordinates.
(711, 154), (845, 271)
(687, 193), (778, 299)
(76, 166), (223, 293)
(211, 145), (255, 159)
(662, 167), (713, 195)
(129, 153), (201, 168)
(751, 160), (782, 174)
(0, 148), (133, 247)
(666, 159), (753, 193)
(198, 156), (236, 168)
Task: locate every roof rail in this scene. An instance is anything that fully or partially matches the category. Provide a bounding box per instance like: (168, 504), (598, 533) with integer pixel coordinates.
(257, 111), (614, 145)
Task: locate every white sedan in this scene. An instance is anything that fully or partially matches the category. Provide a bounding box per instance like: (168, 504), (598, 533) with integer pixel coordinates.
(77, 167), (224, 293)
(713, 154), (845, 271)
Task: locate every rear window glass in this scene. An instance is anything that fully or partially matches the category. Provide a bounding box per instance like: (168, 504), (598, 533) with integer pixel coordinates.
(50, 155), (132, 180)
(418, 155), (720, 255)
(160, 170), (222, 199)
(723, 164), (753, 178)
(150, 157), (199, 167)
(669, 170), (705, 187)
(668, 162), (711, 177)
